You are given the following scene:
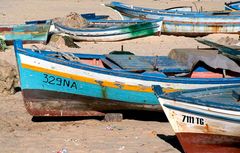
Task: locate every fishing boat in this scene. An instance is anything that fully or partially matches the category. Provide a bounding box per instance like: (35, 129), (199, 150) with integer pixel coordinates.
(153, 85), (240, 153)
(106, 1), (240, 36)
(14, 40), (240, 116)
(0, 20), (51, 44)
(52, 18), (163, 41)
(225, 1), (240, 11)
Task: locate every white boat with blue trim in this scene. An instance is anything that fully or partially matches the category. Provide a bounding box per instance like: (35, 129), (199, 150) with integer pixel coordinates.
(53, 18), (163, 41)
(106, 1), (240, 36)
(153, 85), (240, 153)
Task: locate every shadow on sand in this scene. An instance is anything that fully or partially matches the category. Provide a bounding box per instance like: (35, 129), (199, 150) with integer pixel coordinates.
(32, 111), (183, 151)
(32, 110), (168, 122)
(158, 134), (184, 153)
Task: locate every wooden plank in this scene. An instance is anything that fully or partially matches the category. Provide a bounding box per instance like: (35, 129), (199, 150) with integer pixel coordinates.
(139, 56), (189, 73)
(106, 54), (189, 72)
(106, 54), (153, 71)
(101, 58), (122, 70)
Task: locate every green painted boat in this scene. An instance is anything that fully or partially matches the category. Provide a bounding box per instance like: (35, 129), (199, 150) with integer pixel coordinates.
(53, 18), (163, 41)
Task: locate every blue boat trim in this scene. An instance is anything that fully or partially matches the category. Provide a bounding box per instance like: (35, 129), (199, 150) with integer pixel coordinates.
(155, 85), (240, 111)
(225, 1), (240, 11)
(109, 1), (240, 18)
(56, 24), (161, 37)
(53, 18), (162, 33)
(14, 40), (240, 84)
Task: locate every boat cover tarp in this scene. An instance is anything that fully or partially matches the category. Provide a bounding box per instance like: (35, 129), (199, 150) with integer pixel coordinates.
(169, 48), (240, 73)
(196, 38), (240, 62)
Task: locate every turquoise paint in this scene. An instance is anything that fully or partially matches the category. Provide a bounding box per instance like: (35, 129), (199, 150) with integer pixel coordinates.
(5, 33), (47, 41)
(1, 23), (50, 42)
(17, 61), (158, 105)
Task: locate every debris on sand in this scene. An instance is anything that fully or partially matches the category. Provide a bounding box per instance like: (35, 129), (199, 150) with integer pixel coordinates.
(53, 12), (89, 28)
(0, 38), (8, 51)
(0, 59), (19, 94)
(49, 34), (80, 48)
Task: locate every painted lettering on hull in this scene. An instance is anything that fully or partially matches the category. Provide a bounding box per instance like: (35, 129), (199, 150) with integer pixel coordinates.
(43, 74), (77, 89)
(182, 115), (205, 125)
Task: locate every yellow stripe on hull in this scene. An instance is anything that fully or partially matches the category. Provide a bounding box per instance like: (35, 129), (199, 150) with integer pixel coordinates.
(21, 63), (177, 93)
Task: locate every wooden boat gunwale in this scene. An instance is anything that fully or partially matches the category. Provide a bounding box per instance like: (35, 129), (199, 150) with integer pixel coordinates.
(154, 84), (240, 152)
(107, 1), (240, 18)
(53, 18), (163, 33)
(154, 85), (240, 112)
(14, 40), (240, 84)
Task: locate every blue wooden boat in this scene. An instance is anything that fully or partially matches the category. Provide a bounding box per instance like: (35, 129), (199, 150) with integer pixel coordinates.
(225, 1), (240, 11)
(153, 85), (240, 153)
(106, 1), (240, 36)
(52, 18), (163, 41)
(0, 20), (51, 44)
(14, 40), (240, 116)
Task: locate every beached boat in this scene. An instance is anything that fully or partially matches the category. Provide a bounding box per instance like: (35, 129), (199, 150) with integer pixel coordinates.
(0, 20), (51, 44)
(52, 18), (163, 41)
(106, 1), (240, 36)
(153, 85), (240, 153)
(14, 40), (240, 116)
(225, 1), (240, 11)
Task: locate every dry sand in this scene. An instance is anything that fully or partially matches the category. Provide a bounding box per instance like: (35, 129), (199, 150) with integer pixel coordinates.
(0, 0), (238, 152)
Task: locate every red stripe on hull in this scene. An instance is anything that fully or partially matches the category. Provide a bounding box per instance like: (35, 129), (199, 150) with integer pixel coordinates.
(176, 133), (240, 153)
(0, 27), (13, 31)
(4, 40), (47, 45)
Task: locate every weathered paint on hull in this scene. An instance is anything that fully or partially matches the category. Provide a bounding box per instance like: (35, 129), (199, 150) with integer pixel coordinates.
(0, 23), (50, 44)
(22, 89), (162, 116)
(54, 19), (162, 41)
(14, 41), (240, 116)
(155, 86), (240, 153)
(176, 133), (240, 153)
(108, 2), (240, 36)
(71, 27), (160, 41)
(119, 12), (240, 36)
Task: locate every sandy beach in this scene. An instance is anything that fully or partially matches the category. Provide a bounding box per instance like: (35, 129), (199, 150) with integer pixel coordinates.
(0, 0), (238, 152)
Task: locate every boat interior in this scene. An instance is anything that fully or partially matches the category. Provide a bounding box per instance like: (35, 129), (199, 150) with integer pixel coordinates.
(39, 48), (240, 79)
